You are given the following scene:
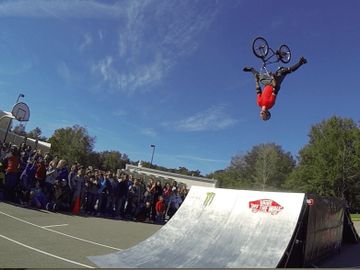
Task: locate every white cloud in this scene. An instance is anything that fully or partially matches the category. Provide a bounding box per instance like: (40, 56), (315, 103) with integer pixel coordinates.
(79, 33), (93, 51)
(0, 0), (126, 19)
(92, 0), (223, 95)
(98, 30), (104, 42)
(168, 105), (237, 132)
(2, 1), (224, 95)
(92, 56), (114, 82)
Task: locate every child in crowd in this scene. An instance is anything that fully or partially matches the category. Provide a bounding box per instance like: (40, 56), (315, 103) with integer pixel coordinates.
(155, 195), (166, 224)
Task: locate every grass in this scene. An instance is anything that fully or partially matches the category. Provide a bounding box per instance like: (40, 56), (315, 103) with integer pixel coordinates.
(351, 214), (360, 222)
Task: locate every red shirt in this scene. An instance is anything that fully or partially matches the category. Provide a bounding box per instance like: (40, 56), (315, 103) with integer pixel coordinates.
(6, 156), (19, 173)
(35, 163), (47, 181)
(155, 200), (166, 214)
(257, 85), (276, 110)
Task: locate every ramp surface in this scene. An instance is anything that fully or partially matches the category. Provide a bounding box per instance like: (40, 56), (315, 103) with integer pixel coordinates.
(89, 186), (305, 268)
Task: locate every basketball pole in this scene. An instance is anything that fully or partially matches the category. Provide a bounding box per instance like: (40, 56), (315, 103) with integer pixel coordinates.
(3, 93), (25, 144)
(3, 118), (12, 144)
(0, 115), (15, 143)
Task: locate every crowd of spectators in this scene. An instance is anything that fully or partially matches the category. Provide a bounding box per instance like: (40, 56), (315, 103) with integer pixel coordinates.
(0, 142), (188, 224)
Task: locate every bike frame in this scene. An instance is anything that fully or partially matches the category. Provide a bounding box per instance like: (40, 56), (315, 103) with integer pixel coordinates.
(261, 47), (282, 67)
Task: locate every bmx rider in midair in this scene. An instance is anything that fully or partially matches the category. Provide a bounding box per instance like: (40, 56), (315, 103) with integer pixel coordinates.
(243, 56), (307, 121)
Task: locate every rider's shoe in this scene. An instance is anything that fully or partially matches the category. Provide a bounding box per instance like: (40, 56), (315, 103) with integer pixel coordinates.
(243, 67), (253, 72)
(300, 57), (307, 64)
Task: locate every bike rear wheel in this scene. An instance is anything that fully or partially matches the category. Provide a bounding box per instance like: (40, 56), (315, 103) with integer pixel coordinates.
(278, 44), (291, 63)
(252, 37), (269, 59)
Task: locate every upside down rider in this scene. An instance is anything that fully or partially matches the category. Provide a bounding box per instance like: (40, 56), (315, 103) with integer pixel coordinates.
(243, 56), (307, 121)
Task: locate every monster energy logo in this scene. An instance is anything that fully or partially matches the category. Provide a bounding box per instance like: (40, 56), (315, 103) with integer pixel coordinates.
(203, 192), (215, 207)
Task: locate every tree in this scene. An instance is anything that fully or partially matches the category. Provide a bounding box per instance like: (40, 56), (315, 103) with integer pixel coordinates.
(251, 144), (282, 190)
(208, 168), (246, 189)
(121, 153), (130, 164)
(139, 161), (203, 177)
(13, 123), (26, 136)
(210, 143), (295, 190)
(284, 116), (360, 210)
(85, 151), (102, 169)
(100, 151), (127, 171)
(240, 143), (295, 190)
(28, 127), (42, 139)
(48, 125), (95, 165)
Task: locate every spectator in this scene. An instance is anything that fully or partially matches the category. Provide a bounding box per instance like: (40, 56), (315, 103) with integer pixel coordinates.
(19, 157), (37, 198)
(179, 185), (188, 201)
(56, 159), (68, 182)
(135, 200), (152, 222)
(29, 181), (47, 209)
(71, 167), (85, 212)
(34, 156), (46, 189)
(111, 172), (121, 217)
(44, 160), (58, 202)
(85, 176), (98, 215)
(3, 146), (20, 202)
(104, 171), (116, 216)
(96, 171), (108, 216)
(143, 186), (153, 203)
(155, 195), (166, 224)
(147, 178), (156, 198)
(152, 180), (163, 221)
(43, 153), (52, 167)
(167, 187), (183, 219)
(52, 179), (71, 212)
(68, 164), (77, 191)
(116, 173), (129, 218)
(171, 180), (178, 191)
(127, 178), (142, 219)
(163, 182), (172, 206)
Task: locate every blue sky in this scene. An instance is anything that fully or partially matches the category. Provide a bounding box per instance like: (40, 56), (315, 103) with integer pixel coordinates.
(0, 0), (359, 175)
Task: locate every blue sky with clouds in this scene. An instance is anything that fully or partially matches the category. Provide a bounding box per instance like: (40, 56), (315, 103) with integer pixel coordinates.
(0, 0), (359, 174)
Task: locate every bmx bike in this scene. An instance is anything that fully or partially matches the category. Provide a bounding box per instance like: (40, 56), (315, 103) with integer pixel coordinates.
(252, 36), (291, 66)
(251, 36), (292, 85)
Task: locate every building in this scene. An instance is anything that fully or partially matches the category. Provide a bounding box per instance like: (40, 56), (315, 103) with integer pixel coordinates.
(125, 164), (217, 188)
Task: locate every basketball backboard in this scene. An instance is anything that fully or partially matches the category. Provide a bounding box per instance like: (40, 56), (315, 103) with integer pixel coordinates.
(11, 102), (30, 122)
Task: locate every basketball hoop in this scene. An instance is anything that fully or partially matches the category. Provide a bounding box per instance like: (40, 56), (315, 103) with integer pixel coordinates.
(11, 102), (30, 122)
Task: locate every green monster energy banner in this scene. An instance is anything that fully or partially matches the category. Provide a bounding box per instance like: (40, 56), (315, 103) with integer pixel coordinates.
(203, 192), (215, 207)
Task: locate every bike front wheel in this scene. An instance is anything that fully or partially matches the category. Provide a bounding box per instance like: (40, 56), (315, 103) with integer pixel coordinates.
(278, 44), (291, 63)
(252, 37), (269, 59)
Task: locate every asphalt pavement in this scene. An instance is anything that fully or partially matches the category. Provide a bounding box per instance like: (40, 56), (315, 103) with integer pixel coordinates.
(0, 202), (160, 268)
(0, 201), (359, 268)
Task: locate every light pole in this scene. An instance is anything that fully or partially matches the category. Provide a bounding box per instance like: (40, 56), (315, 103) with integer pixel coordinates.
(3, 93), (25, 143)
(150, 144), (156, 166)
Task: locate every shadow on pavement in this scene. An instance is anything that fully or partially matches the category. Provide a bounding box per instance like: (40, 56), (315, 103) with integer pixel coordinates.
(316, 243), (360, 267)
